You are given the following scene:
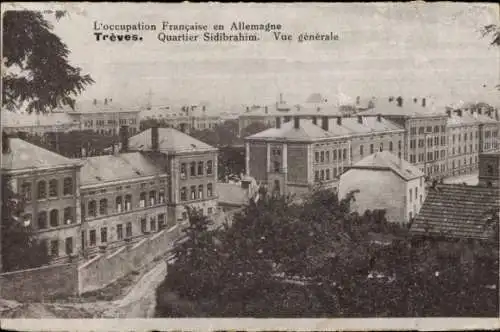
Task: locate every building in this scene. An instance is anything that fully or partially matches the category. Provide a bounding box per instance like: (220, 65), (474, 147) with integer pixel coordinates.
(359, 97), (449, 180)
(478, 151), (500, 188)
(339, 151), (426, 224)
(1, 135), (83, 265)
(128, 127), (219, 223)
(217, 176), (260, 214)
(79, 151), (169, 256)
(65, 99), (141, 135)
(244, 113), (405, 197)
(1, 112), (80, 135)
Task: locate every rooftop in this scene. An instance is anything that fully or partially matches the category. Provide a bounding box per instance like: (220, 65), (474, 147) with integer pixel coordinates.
(410, 184), (500, 240)
(79, 152), (165, 186)
(359, 99), (444, 118)
(1, 138), (78, 171)
(62, 100), (142, 114)
(447, 111), (499, 126)
(128, 128), (217, 154)
(217, 177), (259, 206)
(349, 151), (424, 181)
(246, 119), (338, 142)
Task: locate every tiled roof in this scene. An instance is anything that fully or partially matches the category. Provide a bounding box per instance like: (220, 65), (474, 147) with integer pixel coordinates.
(241, 104), (341, 117)
(336, 116), (404, 135)
(410, 184), (500, 240)
(246, 119), (338, 141)
(359, 100), (444, 117)
(1, 111), (76, 127)
(447, 112), (499, 126)
(128, 128), (217, 154)
(1, 138), (78, 170)
(79, 152), (165, 186)
(350, 151), (424, 181)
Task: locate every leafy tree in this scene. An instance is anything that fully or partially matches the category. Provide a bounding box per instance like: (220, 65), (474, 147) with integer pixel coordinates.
(240, 122), (271, 138)
(1, 175), (50, 272)
(2, 10), (94, 113)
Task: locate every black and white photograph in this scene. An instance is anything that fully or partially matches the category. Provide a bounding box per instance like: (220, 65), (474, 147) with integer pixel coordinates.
(0, 2), (499, 331)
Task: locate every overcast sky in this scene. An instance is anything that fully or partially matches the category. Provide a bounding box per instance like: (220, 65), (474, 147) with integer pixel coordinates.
(7, 2), (500, 109)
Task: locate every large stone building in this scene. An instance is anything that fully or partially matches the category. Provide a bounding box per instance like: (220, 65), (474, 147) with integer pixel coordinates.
(1, 136), (83, 266)
(244, 114), (404, 197)
(339, 151), (426, 224)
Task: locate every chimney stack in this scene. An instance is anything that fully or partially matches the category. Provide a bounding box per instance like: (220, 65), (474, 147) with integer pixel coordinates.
(294, 116), (300, 129)
(312, 116), (317, 125)
(276, 117), (281, 129)
(356, 96), (360, 105)
(317, 107), (321, 112)
(456, 109), (463, 117)
(246, 106), (250, 112)
(446, 110), (451, 118)
(151, 126), (159, 151)
(422, 98), (426, 107)
(120, 126), (129, 153)
(337, 117), (342, 126)
(495, 109), (499, 121)
(202, 105), (206, 112)
(396, 96), (403, 107)
(93, 99), (97, 105)
(321, 116), (329, 131)
(104, 98), (108, 105)
(279, 93), (284, 104)
(357, 115), (363, 124)
(389, 96), (394, 103)
(265, 106), (268, 114)
(2, 132), (10, 154)
(478, 108), (482, 115)
(413, 98), (418, 104)
(376, 114), (382, 122)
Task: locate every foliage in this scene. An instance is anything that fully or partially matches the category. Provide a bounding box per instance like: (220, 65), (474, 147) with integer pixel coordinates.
(1, 176), (51, 272)
(481, 24), (500, 46)
(2, 10), (94, 113)
(240, 121), (271, 138)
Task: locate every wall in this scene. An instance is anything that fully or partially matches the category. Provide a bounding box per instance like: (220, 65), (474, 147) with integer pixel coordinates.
(0, 263), (78, 302)
(287, 143), (308, 184)
(78, 224), (182, 294)
(339, 169), (405, 224)
(249, 143), (268, 182)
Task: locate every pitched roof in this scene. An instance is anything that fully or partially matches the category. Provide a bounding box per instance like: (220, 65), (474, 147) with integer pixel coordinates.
(447, 112), (499, 126)
(128, 128), (217, 154)
(359, 99), (444, 117)
(1, 138), (78, 171)
(349, 151), (424, 181)
(410, 184), (500, 240)
(246, 119), (339, 141)
(79, 152), (165, 186)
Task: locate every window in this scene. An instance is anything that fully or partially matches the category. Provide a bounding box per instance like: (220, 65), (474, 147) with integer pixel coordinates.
(409, 189), (412, 203)
(434, 151), (439, 160)
(410, 127), (416, 135)
(427, 138), (433, 147)
(117, 224), (123, 240)
(190, 162), (196, 176)
(427, 152), (433, 161)
(126, 222), (132, 237)
(315, 152), (320, 162)
(320, 151), (325, 163)
(410, 140), (416, 149)
(360, 145), (364, 156)
(409, 212), (413, 220)
(50, 240), (59, 257)
(320, 170), (325, 181)
(333, 168), (338, 178)
(274, 161), (281, 173)
(89, 230), (97, 246)
(180, 163), (187, 179)
(182, 212), (188, 220)
(343, 149), (347, 159)
(370, 144), (374, 154)
(21, 182), (32, 202)
(197, 161), (204, 176)
(206, 160), (213, 175)
(49, 179), (58, 197)
(326, 151), (330, 162)
(88, 200), (97, 217)
(125, 195), (132, 211)
(208, 207), (213, 215)
(207, 183), (213, 197)
(37, 181), (47, 199)
(389, 142), (393, 152)
(333, 149), (337, 161)
(159, 191), (165, 204)
(116, 196), (123, 212)
(198, 185), (204, 199)
(150, 217), (157, 232)
(64, 237), (73, 255)
(63, 177), (73, 196)
(420, 194), (423, 204)
(315, 171), (319, 182)
(426, 126), (432, 132)
(23, 213), (32, 227)
(434, 126), (439, 133)
(50, 209), (59, 227)
(139, 192), (146, 207)
(441, 125), (445, 132)
(98, 227), (107, 244)
(415, 187), (418, 200)
(190, 186), (196, 200)
(158, 214), (165, 230)
(149, 190), (156, 206)
(99, 199), (108, 215)
(398, 141), (402, 150)
(180, 187), (187, 201)
(419, 127), (424, 134)
(141, 218), (147, 233)
(326, 169), (330, 180)
(434, 137), (439, 146)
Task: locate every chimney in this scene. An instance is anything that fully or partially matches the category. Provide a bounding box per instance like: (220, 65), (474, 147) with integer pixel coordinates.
(356, 96), (360, 105)
(109, 98), (113, 103)
(279, 93), (284, 104)
(321, 116), (329, 131)
(93, 99), (97, 105)
(389, 96), (394, 103)
(357, 115), (363, 124)
(265, 106), (268, 114)
(151, 126), (159, 151)
(478, 108), (482, 115)
(2, 132), (10, 154)
(457, 109), (463, 117)
(446, 110), (451, 118)
(294, 116), (300, 129)
(337, 117), (342, 126)
(486, 110), (492, 118)
(202, 105), (206, 112)
(276, 117), (281, 129)
(413, 98), (418, 104)
(317, 107), (321, 112)
(396, 96), (403, 107)
(312, 117), (317, 125)
(495, 109), (499, 121)
(422, 98), (426, 107)
(104, 98), (108, 105)
(376, 114), (382, 122)
(120, 126), (129, 153)
(246, 106), (250, 112)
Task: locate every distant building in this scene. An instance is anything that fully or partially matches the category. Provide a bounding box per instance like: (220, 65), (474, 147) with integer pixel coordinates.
(1, 136), (83, 267)
(1, 112), (80, 135)
(339, 151), (426, 224)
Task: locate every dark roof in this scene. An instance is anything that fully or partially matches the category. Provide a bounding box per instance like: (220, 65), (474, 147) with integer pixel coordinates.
(410, 184), (500, 240)
(350, 151), (424, 181)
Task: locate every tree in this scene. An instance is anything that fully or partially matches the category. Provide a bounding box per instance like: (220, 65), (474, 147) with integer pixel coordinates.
(2, 10), (94, 113)
(481, 24), (500, 46)
(1, 175), (50, 272)
(241, 122), (271, 138)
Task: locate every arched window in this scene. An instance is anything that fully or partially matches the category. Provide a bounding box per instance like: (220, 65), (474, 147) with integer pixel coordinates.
(116, 196), (123, 212)
(180, 187), (187, 201)
(99, 199), (108, 215)
(158, 191), (165, 204)
(49, 179), (58, 197)
(207, 183), (213, 197)
(197, 161), (204, 176)
(125, 195), (132, 211)
(190, 162), (196, 176)
(37, 181), (47, 199)
(140, 192), (146, 207)
(64, 207), (73, 224)
(198, 185), (203, 199)
(190, 186), (196, 200)
(389, 142), (393, 151)
(50, 209), (59, 227)
(38, 211), (47, 229)
(88, 200), (97, 217)
(206, 160), (213, 175)
(149, 190), (156, 206)
(63, 177), (73, 196)
(22, 182), (32, 202)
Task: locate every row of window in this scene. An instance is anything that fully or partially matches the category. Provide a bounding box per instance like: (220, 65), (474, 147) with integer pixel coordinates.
(314, 148), (348, 163)
(451, 157), (478, 169)
(84, 118), (137, 127)
(47, 237), (74, 257)
(409, 136), (447, 149)
(83, 191), (166, 218)
(409, 150), (447, 163)
(451, 144), (479, 156)
(34, 207), (75, 230)
(314, 168), (343, 182)
(22, 178), (73, 201)
(180, 160), (213, 179)
(410, 125), (446, 135)
(180, 183), (214, 201)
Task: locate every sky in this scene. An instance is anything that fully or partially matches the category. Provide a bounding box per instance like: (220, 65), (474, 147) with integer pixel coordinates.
(5, 2), (500, 109)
